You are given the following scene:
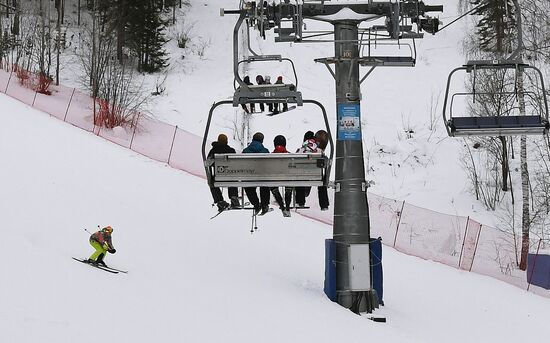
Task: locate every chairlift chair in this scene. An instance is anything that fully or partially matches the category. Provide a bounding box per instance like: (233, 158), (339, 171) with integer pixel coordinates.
(357, 27), (419, 67)
(443, 60), (550, 137)
(230, 9), (303, 107)
(234, 54), (303, 107)
(202, 99), (333, 189)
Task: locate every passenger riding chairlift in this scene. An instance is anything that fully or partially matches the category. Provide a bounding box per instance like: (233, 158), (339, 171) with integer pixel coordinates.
(232, 7), (303, 108)
(202, 7), (334, 191)
(443, 59), (550, 137)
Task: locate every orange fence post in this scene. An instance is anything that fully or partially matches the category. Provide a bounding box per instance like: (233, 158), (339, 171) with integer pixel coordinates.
(129, 114), (140, 150)
(392, 200), (405, 247)
(32, 90), (38, 107)
(4, 70), (13, 93)
(469, 224), (482, 272)
(167, 125), (178, 165)
(64, 88), (76, 122)
(458, 216), (470, 268)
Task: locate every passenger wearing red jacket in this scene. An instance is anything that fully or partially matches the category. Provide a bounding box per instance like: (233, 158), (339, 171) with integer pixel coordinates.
(271, 135), (293, 217)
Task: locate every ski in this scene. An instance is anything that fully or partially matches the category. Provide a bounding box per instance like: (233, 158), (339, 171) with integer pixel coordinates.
(232, 201), (250, 209)
(210, 202), (251, 219)
(258, 207), (274, 216)
(210, 210), (226, 219)
(72, 257), (119, 274)
(266, 105), (297, 116)
(102, 266), (128, 274)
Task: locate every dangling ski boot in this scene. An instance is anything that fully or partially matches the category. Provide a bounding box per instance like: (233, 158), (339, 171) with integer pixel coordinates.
(96, 253), (107, 267)
(253, 203), (261, 215)
(260, 205), (270, 215)
(230, 196), (240, 209)
(217, 200), (230, 212)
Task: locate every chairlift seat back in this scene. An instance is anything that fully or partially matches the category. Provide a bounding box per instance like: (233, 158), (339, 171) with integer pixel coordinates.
(208, 153), (329, 187)
(448, 115), (550, 137)
(443, 60), (550, 137)
(234, 84), (303, 105)
(358, 56), (416, 67)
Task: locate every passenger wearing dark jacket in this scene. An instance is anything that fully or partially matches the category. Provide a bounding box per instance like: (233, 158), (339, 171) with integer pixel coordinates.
(264, 75), (274, 112)
(273, 76), (289, 114)
(241, 76), (255, 114)
(314, 129), (330, 210)
(208, 134), (240, 211)
(242, 132), (270, 215)
(255, 75), (266, 112)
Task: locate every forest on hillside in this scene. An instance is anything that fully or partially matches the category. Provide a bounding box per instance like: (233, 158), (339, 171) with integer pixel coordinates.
(0, 0), (191, 127)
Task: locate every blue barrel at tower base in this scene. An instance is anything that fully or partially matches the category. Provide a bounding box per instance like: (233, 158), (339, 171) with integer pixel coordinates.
(324, 238), (384, 305)
(324, 239), (337, 301)
(370, 237), (384, 305)
(527, 253), (550, 290)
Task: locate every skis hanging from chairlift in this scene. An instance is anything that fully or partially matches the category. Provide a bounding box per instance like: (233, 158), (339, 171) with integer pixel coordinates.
(266, 105), (297, 116)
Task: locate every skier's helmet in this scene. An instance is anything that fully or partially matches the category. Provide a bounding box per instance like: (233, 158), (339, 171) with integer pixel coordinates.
(102, 226), (113, 234)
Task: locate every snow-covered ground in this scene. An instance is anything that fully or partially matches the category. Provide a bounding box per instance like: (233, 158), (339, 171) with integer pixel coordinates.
(2, 89), (550, 343)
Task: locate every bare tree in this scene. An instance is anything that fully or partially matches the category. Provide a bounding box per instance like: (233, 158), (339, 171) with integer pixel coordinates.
(7, 1), (54, 93)
(35, 0), (53, 85)
(78, 2), (146, 128)
(95, 56), (148, 128)
(460, 138), (504, 210)
(526, 133), (550, 249)
(465, 68), (518, 192)
(81, 17), (107, 97)
(521, 0), (550, 63)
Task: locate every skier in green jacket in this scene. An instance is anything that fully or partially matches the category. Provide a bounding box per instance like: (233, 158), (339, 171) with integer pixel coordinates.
(87, 226), (116, 267)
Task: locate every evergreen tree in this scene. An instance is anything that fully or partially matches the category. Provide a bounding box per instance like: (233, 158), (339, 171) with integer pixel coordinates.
(471, 0), (516, 54)
(0, 29), (6, 66)
(126, 0), (169, 73)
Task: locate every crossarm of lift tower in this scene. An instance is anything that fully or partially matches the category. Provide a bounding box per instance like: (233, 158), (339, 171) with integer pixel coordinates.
(223, 1), (444, 43)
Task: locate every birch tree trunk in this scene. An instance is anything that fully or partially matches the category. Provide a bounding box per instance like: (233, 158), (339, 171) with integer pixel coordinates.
(518, 70), (530, 270)
(499, 136), (509, 191)
(512, 0), (530, 270)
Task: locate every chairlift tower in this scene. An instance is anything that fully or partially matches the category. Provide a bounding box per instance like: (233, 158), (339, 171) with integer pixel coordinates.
(222, 0), (443, 313)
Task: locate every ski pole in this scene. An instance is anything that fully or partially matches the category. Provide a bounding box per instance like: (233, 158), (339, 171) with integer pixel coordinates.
(84, 225), (101, 234)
